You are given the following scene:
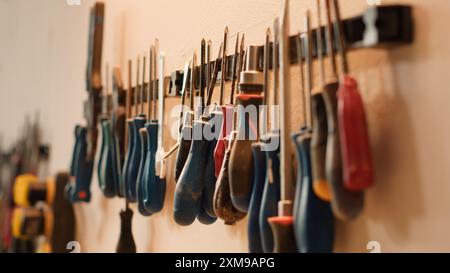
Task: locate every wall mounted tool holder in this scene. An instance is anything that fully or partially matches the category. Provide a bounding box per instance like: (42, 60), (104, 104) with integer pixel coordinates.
(130, 5), (413, 103)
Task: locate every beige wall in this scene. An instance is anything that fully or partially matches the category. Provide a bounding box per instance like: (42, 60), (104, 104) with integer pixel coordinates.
(1, 0), (450, 252)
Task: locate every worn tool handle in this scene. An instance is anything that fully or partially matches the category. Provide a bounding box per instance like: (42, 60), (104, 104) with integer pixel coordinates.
(111, 109), (126, 197)
(293, 133), (334, 253)
(174, 121), (210, 226)
(259, 133), (281, 253)
(247, 143), (267, 253)
(202, 138), (218, 217)
(197, 206), (217, 225)
(125, 116), (146, 202)
(67, 127), (93, 203)
(323, 82), (364, 221)
(213, 145), (247, 225)
(214, 105), (233, 178)
(143, 122), (166, 213)
(121, 119), (135, 201)
(116, 207), (136, 253)
(311, 94), (332, 201)
(136, 128), (152, 216)
(98, 119), (117, 197)
(229, 94), (263, 212)
(174, 126), (192, 181)
(268, 216), (297, 253)
(338, 76), (374, 191)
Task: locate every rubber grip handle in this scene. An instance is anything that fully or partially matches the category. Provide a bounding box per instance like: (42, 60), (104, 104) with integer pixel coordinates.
(247, 143), (266, 253)
(213, 148), (246, 225)
(125, 116), (146, 202)
(268, 216), (297, 253)
(214, 105), (233, 178)
(111, 110), (126, 197)
(143, 122), (166, 213)
(116, 207), (136, 253)
(197, 206), (217, 225)
(173, 121), (210, 226)
(311, 94), (332, 201)
(323, 83), (364, 221)
(293, 133), (334, 253)
(202, 138), (218, 217)
(70, 126), (81, 176)
(98, 120), (117, 197)
(259, 133), (281, 253)
(121, 119), (135, 201)
(229, 94), (263, 212)
(68, 127), (93, 203)
(174, 126), (192, 181)
(338, 76), (374, 191)
(136, 128), (152, 216)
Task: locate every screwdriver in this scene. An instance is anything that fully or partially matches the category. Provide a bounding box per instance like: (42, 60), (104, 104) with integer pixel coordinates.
(292, 11), (334, 253)
(174, 51), (207, 226)
(229, 44), (264, 213)
(332, 0), (374, 192)
(144, 47), (167, 213)
(174, 61), (193, 181)
(310, 0), (332, 202)
(213, 44), (247, 225)
(248, 28), (271, 253)
(214, 33), (243, 178)
(198, 38), (222, 221)
(323, 0), (364, 220)
(121, 59), (135, 199)
(267, 0), (297, 253)
(98, 64), (116, 197)
(111, 67), (126, 198)
(136, 51), (153, 216)
(259, 17), (281, 253)
(116, 206), (136, 253)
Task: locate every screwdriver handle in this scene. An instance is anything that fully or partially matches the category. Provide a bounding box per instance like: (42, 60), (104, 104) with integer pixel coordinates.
(213, 146), (247, 225)
(70, 126), (81, 176)
(202, 138), (219, 217)
(143, 122), (166, 213)
(338, 76), (374, 191)
(229, 94), (263, 212)
(174, 127), (192, 181)
(214, 105), (234, 178)
(121, 119), (135, 201)
(111, 109), (126, 198)
(98, 119), (117, 197)
(197, 205), (217, 225)
(311, 93), (332, 201)
(174, 121), (210, 226)
(125, 116), (146, 202)
(259, 133), (281, 253)
(293, 133), (334, 253)
(136, 127), (152, 216)
(247, 143), (267, 253)
(323, 83), (364, 221)
(116, 207), (136, 253)
(67, 126), (93, 203)
(268, 216), (297, 253)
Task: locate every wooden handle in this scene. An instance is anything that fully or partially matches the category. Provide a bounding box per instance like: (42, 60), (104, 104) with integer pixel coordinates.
(247, 143), (267, 253)
(268, 216), (297, 253)
(311, 93), (332, 201)
(323, 82), (364, 221)
(293, 133), (334, 253)
(213, 105), (234, 178)
(229, 94), (263, 212)
(338, 76), (374, 191)
(213, 147), (246, 225)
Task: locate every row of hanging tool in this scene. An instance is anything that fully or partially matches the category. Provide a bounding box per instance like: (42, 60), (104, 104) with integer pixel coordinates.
(65, 0), (415, 253)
